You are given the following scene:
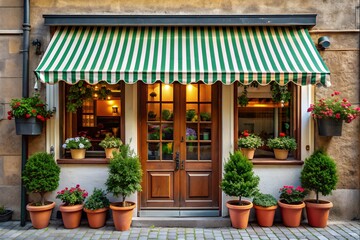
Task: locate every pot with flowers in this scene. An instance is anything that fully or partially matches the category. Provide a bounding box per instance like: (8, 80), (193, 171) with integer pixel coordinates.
(266, 133), (297, 160)
(99, 135), (123, 159)
(62, 137), (92, 159)
(56, 184), (88, 229)
(278, 185), (307, 227)
(237, 130), (263, 160)
(84, 188), (110, 229)
(7, 93), (54, 135)
(253, 193), (278, 227)
(307, 91), (360, 136)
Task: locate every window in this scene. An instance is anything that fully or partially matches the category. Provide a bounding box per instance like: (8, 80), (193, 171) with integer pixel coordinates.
(234, 82), (301, 160)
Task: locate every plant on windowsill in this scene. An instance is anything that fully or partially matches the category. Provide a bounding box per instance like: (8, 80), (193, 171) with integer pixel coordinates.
(200, 112), (211, 121)
(99, 135), (123, 159)
(84, 188), (110, 229)
(0, 205), (13, 222)
(253, 193), (278, 227)
(307, 91), (360, 136)
(161, 109), (173, 121)
(237, 130), (263, 160)
(186, 109), (196, 121)
(266, 132), (297, 160)
(62, 137), (92, 159)
(147, 111), (157, 121)
(300, 150), (338, 228)
(270, 82), (291, 107)
(22, 152), (60, 229)
(220, 151), (259, 229)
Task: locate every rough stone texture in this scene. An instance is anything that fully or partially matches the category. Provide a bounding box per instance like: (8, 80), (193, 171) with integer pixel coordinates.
(0, 7), (23, 30)
(0, 186), (21, 219)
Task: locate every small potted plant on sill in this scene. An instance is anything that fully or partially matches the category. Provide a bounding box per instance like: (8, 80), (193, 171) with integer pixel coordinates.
(300, 150), (338, 228)
(0, 205), (13, 222)
(307, 91), (360, 136)
(99, 135), (123, 159)
(84, 188), (110, 229)
(253, 193), (278, 227)
(267, 133), (297, 160)
(62, 137), (92, 159)
(186, 109), (196, 121)
(22, 152), (60, 229)
(147, 111), (157, 121)
(220, 151), (259, 229)
(7, 93), (54, 135)
(237, 130), (263, 160)
(200, 112), (211, 121)
(105, 143), (143, 231)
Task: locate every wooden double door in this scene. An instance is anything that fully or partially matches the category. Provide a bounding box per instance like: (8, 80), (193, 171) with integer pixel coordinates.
(139, 83), (220, 215)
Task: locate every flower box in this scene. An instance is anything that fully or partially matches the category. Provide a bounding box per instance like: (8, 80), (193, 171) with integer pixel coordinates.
(15, 117), (43, 135)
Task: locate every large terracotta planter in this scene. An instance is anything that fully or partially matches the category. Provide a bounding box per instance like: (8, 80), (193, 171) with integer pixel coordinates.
(273, 149), (289, 160)
(84, 207), (108, 229)
(226, 200), (253, 229)
(254, 204), (277, 227)
(278, 200), (305, 227)
(110, 202), (136, 231)
(305, 199), (333, 228)
(240, 148), (255, 160)
(105, 148), (119, 159)
(70, 149), (86, 159)
(59, 204), (83, 229)
(26, 201), (55, 229)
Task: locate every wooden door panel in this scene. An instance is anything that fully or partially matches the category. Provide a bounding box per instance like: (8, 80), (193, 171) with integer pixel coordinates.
(188, 172), (211, 198)
(148, 172), (173, 199)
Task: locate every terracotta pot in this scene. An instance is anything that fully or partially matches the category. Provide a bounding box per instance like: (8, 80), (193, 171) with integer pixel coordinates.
(110, 202), (136, 231)
(254, 204), (277, 227)
(273, 149), (289, 160)
(305, 199), (333, 228)
(240, 148), (255, 160)
(70, 149), (86, 159)
(278, 200), (305, 227)
(26, 201), (55, 229)
(59, 204), (83, 229)
(226, 200), (253, 229)
(105, 148), (119, 159)
(84, 207), (108, 229)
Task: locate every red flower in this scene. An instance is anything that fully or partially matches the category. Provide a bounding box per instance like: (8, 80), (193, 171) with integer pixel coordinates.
(279, 132), (286, 137)
(7, 116), (12, 120)
(243, 132), (249, 137)
(25, 114), (31, 119)
(31, 109), (37, 114)
(335, 113), (341, 119)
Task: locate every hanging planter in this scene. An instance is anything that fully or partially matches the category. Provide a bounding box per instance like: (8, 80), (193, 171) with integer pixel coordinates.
(317, 118), (343, 136)
(15, 117), (43, 135)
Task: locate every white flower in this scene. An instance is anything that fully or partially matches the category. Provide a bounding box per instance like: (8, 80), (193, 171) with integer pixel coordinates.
(79, 143), (85, 149)
(62, 144), (67, 149)
(75, 137), (80, 142)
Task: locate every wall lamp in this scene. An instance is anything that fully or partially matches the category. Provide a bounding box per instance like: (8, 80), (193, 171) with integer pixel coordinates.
(318, 36), (331, 50)
(32, 39), (42, 55)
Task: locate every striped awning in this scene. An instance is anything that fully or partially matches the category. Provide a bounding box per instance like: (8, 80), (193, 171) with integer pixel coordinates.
(35, 26), (330, 86)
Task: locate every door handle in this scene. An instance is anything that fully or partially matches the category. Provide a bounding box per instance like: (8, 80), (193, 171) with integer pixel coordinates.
(175, 151), (180, 171)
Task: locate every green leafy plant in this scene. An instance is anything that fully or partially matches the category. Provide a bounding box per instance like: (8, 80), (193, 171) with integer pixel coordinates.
(148, 111), (157, 120)
(8, 93), (54, 121)
(22, 152), (61, 206)
(238, 130), (263, 149)
(0, 205), (6, 215)
(279, 185), (307, 204)
(66, 81), (94, 112)
(105, 143), (143, 207)
(99, 135), (123, 149)
(186, 109), (196, 121)
(62, 137), (92, 149)
(300, 150), (338, 203)
(200, 112), (211, 121)
(220, 151), (259, 205)
(238, 86), (249, 107)
(267, 133), (297, 151)
(270, 82), (291, 104)
(56, 184), (88, 206)
(84, 188), (110, 210)
(253, 193), (277, 207)
(162, 109), (172, 121)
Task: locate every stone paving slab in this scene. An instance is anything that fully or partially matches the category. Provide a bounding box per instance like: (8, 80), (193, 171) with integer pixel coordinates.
(0, 221), (359, 240)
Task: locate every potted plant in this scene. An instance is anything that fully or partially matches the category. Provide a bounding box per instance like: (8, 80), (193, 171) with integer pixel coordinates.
(253, 193), (278, 227)
(278, 185), (307, 227)
(300, 150), (338, 228)
(56, 184), (88, 229)
(22, 152), (60, 229)
(0, 205), (13, 222)
(147, 111), (157, 121)
(237, 130), (263, 160)
(220, 151), (259, 229)
(84, 188), (110, 229)
(161, 109), (173, 121)
(62, 137), (92, 159)
(7, 93), (54, 135)
(266, 133), (297, 160)
(307, 91), (360, 136)
(99, 135), (123, 159)
(105, 143), (143, 231)
(200, 112), (211, 121)
(186, 109), (196, 121)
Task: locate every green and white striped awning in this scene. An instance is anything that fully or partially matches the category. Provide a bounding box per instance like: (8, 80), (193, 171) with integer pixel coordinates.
(35, 26), (330, 86)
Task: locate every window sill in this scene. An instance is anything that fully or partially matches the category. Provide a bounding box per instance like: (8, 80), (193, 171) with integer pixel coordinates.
(57, 158), (110, 164)
(251, 158), (303, 165)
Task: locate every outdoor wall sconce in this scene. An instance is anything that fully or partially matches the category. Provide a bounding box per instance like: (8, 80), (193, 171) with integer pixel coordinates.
(318, 36), (331, 50)
(112, 106), (118, 114)
(32, 39), (42, 55)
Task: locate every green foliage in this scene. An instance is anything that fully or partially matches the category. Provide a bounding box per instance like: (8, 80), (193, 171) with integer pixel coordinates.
(300, 150), (338, 203)
(162, 109), (172, 121)
(66, 81), (94, 112)
(22, 152), (61, 205)
(270, 82), (291, 104)
(186, 109), (196, 121)
(56, 185), (88, 206)
(99, 135), (123, 149)
(253, 193), (277, 207)
(200, 112), (211, 121)
(238, 131), (264, 149)
(279, 186), (307, 204)
(62, 137), (92, 149)
(238, 86), (249, 107)
(148, 111), (157, 120)
(0, 205), (5, 214)
(267, 136), (297, 151)
(105, 143), (143, 206)
(220, 151), (259, 204)
(84, 188), (110, 210)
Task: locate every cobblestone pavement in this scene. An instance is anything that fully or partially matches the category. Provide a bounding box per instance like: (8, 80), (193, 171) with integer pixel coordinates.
(0, 221), (359, 240)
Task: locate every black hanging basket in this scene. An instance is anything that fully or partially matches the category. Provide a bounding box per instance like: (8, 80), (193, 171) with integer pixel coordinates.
(317, 118), (343, 136)
(15, 117), (43, 135)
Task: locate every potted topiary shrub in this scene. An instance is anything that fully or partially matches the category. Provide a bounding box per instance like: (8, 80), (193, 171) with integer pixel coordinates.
(253, 193), (278, 227)
(105, 143), (143, 231)
(0, 205), (13, 222)
(99, 135), (123, 159)
(84, 188), (110, 229)
(22, 152), (61, 229)
(220, 151), (259, 229)
(300, 150), (338, 228)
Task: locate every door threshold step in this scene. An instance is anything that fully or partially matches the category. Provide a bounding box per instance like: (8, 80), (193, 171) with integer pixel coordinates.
(132, 217), (231, 228)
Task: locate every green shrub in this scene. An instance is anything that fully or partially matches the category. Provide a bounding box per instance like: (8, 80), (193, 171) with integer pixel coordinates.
(253, 193), (277, 207)
(300, 150), (338, 203)
(22, 152), (61, 205)
(84, 188), (110, 210)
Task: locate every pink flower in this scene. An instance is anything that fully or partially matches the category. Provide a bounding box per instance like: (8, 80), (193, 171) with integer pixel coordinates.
(335, 113), (341, 119)
(286, 189), (292, 194)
